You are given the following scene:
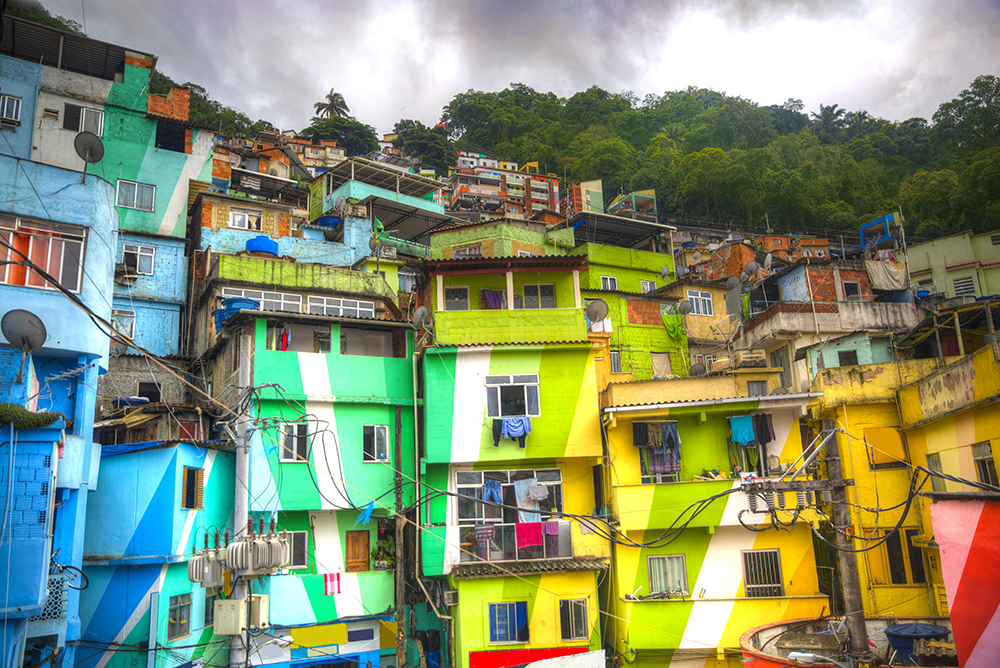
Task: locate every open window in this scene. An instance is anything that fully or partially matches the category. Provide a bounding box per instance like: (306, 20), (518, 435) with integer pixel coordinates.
(266, 322), (331, 353)
(485, 374), (540, 419)
(123, 243), (155, 275)
(363, 425), (389, 462)
(341, 327), (405, 358)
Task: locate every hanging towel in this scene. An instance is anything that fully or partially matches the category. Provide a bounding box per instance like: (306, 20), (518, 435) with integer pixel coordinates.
(482, 479), (503, 504)
(353, 500), (375, 526)
(515, 522), (543, 548)
(513, 478), (541, 523)
(729, 415), (756, 445)
(526, 482), (549, 501)
(542, 521), (560, 535)
(324, 573), (341, 595)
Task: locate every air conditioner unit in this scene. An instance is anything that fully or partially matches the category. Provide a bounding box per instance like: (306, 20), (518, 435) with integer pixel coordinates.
(443, 590), (458, 607)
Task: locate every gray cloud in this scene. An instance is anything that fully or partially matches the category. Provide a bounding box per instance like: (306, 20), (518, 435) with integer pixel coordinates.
(41, 0), (1000, 135)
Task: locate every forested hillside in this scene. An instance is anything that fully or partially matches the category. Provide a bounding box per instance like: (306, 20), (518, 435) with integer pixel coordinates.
(413, 78), (1000, 239)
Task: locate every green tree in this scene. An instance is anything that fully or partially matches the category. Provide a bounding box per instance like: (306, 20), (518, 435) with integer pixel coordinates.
(899, 170), (961, 227)
(955, 147), (1000, 232)
(679, 147), (731, 217)
(299, 116), (378, 156)
(933, 75), (1000, 157)
(313, 88), (351, 118)
(810, 103), (847, 143)
(393, 120), (455, 177)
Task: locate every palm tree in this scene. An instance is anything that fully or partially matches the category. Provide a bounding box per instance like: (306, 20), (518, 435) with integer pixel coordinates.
(314, 89), (350, 118)
(810, 103), (847, 137)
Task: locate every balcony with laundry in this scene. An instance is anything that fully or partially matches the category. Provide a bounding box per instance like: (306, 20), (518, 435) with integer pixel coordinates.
(425, 254), (590, 345)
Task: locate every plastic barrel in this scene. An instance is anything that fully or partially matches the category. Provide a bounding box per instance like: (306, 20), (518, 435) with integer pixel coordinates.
(212, 308), (226, 333)
(245, 235), (279, 255)
(884, 623), (949, 665)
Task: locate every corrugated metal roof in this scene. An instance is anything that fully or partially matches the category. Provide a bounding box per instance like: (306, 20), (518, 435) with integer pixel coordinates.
(426, 255), (588, 275)
(429, 340), (593, 350)
(452, 557), (608, 579)
(604, 392), (821, 412)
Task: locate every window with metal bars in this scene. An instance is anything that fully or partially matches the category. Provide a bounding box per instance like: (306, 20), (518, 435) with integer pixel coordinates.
(742, 549), (783, 597)
(181, 468), (203, 510)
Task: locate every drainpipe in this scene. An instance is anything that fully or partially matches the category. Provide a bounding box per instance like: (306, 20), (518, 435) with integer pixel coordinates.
(803, 260), (820, 335)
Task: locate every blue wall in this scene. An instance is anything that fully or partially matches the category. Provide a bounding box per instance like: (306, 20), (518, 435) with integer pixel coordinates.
(0, 56), (41, 160)
(200, 215), (374, 266)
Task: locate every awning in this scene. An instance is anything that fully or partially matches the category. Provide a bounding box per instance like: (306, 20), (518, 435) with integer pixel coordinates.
(552, 211), (675, 247)
(361, 195), (462, 244)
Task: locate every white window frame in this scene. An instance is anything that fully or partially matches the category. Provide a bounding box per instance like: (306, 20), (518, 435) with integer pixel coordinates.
(287, 530), (309, 569)
(0, 95), (21, 124)
(517, 250), (539, 257)
(488, 601), (528, 644)
(363, 425), (389, 462)
(687, 290), (714, 316)
(952, 275), (976, 296)
(222, 287), (302, 313)
(228, 206), (263, 231)
(485, 374), (540, 419)
(453, 244), (482, 258)
(167, 593), (192, 640)
(747, 380), (769, 396)
(307, 295), (375, 318)
(523, 283), (555, 309)
(640, 280), (657, 293)
(742, 549), (784, 598)
(0, 216), (86, 292)
(123, 243), (155, 276)
(456, 468), (563, 525)
(65, 104), (104, 136)
(444, 285), (469, 311)
(609, 350), (621, 374)
(559, 599), (588, 641)
(648, 555), (688, 596)
(279, 422), (310, 462)
(600, 275), (617, 291)
(116, 180), (155, 212)
(111, 308), (136, 339)
(842, 281), (862, 301)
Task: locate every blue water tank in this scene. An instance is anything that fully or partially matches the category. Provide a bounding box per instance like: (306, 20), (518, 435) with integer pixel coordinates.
(246, 235), (279, 255)
(314, 215), (342, 229)
(885, 623), (949, 665)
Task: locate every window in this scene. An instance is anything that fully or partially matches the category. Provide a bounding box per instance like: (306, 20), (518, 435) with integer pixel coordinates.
(815, 250), (824, 257)
(181, 467), (203, 510)
(0, 95), (21, 124)
(444, 286), (469, 311)
(63, 104), (104, 136)
(953, 275), (976, 296)
(489, 602), (529, 643)
(398, 270), (417, 293)
(457, 469), (563, 525)
(137, 381), (161, 403)
(266, 322), (331, 353)
(280, 422), (310, 462)
(747, 380), (769, 396)
(600, 276), (617, 291)
(559, 600), (587, 641)
(116, 180), (155, 212)
(155, 122), (186, 152)
(633, 422), (680, 484)
(773, 238), (782, 246)
(687, 290), (714, 316)
(648, 555), (688, 596)
(517, 250), (539, 257)
(609, 350), (621, 374)
(876, 529), (927, 585)
(0, 217), (85, 292)
(345, 531), (369, 572)
(307, 295), (375, 318)
(111, 309), (136, 339)
(865, 427), (908, 470)
(228, 207), (263, 231)
(453, 244), (482, 258)
(347, 628), (375, 642)
(223, 287), (302, 313)
(842, 281), (862, 301)
(287, 531), (309, 569)
(803, 249), (811, 257)
(992, 234), (1000, 246)
(742, 549), (783, 597)
(204, 590), (219, 627)
(523, 284), (555, 309)
(485, 374), (540, 419)
(650, 352), (672, 379)
(838, 350), (859, 366)
(123, 243), (155, 275)
(770, 346), (790, 388)
(640, 280), (657, 293)
(926, 454), (946, 492)
(917, 277), (934, 288)
(363, 425), (389, 462)
(973, 442), (998, 487)
(167, 593), (191, 640)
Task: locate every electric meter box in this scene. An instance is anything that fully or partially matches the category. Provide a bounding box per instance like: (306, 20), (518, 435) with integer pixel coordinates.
(249, 594), (270, 629)
(214, 599), (246, 635)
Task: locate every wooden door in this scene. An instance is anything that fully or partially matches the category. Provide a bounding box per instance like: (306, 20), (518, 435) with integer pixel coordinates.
(345, 531), (370, 572)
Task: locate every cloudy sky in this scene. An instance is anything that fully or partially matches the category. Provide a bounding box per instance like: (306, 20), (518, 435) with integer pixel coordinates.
(41, 0), (1000, 136)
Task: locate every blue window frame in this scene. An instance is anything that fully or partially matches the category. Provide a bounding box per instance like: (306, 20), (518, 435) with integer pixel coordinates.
(489, 601), (529, 643)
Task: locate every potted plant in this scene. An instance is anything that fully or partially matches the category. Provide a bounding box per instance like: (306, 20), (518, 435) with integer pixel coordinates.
(371, 537), (395, 569)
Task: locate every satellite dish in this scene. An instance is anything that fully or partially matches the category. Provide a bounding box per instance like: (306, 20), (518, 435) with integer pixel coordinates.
(692, 251), (702, 262)
(661, 265), (670, 279)
(769, 386), (789, 395)
(726, 276), (741, 290)
(411, 305), (430, 331)
(369, 237), (379, 254)
(586, 299), (609, 323)
(335, 196), (349, 213)
(764, 253), (773, 270)
(678, 300), (693, 315)
(689, 362), (707, 376)
(1, 309), (47, 383)
(744, 260), (760, 275)
(268, 168), (278, 176)
(74, 131), (104, 183)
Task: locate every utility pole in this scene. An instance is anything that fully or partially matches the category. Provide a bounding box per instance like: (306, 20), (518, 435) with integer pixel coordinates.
(230, 329), (253, 668)
(394, 406), (406, 666)
(822, 419), (870, 656)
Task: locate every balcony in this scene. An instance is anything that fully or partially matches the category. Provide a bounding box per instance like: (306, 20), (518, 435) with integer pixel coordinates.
(458, 521), (573, 563)
(434, 307), (587, 345)
(741, 300), (924, 350)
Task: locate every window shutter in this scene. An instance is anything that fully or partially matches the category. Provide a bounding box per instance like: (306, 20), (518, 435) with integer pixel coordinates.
(486, 387), (499, 418)
(195, 469), (204, 509)
(346, 531), (369, 572)
(526, 384), (540, 417)
(63, 104), (81, 130)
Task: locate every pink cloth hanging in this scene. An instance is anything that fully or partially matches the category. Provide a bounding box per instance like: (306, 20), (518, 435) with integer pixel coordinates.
(515, 522), (542, 548)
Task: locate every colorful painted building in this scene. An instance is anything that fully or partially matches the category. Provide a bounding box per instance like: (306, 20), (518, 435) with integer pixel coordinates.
(657, 278), (731, 371)
(419, 250), (609, 668)
(906, 228), (1000, 299)
(601, 373), (828, 668)
(78, 439), (235, 668)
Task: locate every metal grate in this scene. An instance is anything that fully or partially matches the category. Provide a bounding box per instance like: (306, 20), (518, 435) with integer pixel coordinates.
(28, 574), (68, 621)
(742, 549), (784, 597)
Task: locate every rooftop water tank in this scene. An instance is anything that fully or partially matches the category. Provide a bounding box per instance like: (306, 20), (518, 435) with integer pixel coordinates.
(884, 623), (949, 665)
(246, 235), (278, 256)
